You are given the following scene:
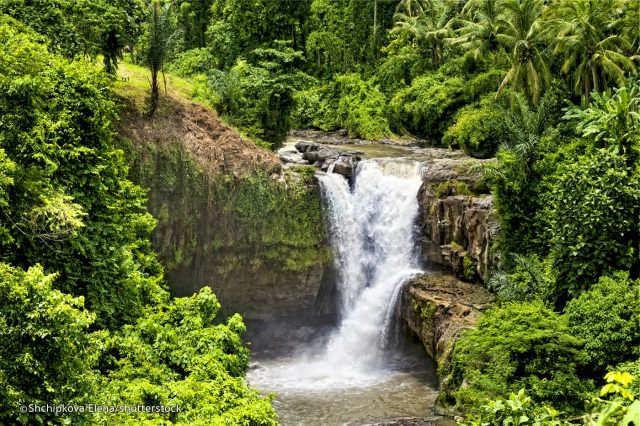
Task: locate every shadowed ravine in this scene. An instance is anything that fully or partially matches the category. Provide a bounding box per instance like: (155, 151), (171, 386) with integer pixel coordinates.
(247, 158), (442, 425)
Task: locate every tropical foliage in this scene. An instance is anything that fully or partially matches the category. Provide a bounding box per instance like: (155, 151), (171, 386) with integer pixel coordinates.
(2, 0), (640, 423)
(0, 15), (277, 425)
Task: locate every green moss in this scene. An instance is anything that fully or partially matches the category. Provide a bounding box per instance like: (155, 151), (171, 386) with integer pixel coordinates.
(434, 180), (473, 198)
(156, 204), (170, 222)
(174, 248), (184, 266)
(462, 255), (477, 282)
(450, 241), (465, 252)
(412, 298), (438, 323)
(124, 139), (328, 277)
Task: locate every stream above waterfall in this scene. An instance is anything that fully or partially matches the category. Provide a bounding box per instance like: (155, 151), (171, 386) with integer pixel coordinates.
(247, 158), (448, 425)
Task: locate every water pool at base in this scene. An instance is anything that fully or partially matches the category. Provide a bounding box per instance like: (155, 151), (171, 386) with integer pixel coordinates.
(247, 339), (440, 426)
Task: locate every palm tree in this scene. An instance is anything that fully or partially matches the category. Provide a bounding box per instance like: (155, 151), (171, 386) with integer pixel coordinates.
(495, 0), (550, 103)
(146, 0), (172, 116)
(547, 0), (637, 104)
(391, 1), (454, 67)
(395, 0), (432, 18)
(452, 0), (502, 58)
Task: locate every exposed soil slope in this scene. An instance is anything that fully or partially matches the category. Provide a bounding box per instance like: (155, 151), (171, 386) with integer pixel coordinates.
(115, 64), (281, 177)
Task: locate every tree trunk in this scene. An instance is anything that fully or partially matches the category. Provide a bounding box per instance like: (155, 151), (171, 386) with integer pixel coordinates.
(149, 68), (159, 116)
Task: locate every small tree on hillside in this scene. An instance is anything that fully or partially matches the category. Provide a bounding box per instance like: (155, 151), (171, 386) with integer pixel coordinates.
(145, 0), (171, 116)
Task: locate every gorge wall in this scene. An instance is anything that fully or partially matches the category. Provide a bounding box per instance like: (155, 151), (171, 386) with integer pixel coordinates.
(418, 158), (498, 280)
(117, 96), (333, 322)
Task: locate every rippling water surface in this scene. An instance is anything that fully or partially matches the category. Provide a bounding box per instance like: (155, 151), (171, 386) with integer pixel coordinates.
(247, 339), (439, 426)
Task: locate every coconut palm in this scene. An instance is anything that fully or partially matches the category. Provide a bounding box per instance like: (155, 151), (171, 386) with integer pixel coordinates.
(395, 0), (432, 19)
(495, 0), (550, 103)
(391, 1), (454, 67)
(547, 0), (637, 103)
(452, 0), (502, 57)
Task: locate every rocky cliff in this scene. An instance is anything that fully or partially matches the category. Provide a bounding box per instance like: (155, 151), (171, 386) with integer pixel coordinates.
(402, 274), (493, 365)
(401, 273), (493, 403)
(418, 159), (498, 280)
(117, 95), (333, 322)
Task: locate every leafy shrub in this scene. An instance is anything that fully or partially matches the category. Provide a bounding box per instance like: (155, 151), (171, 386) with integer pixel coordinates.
(487, 254), (556, 303)
(94, 287), (278, 425)
(0, 264), (95, 425)
(464, 69), (506, 100)
(616, 359), (640, 397)
(583, 372), (640, 426)
(443, 102), (504, 158)
(335, 74), (390, 140)
(443, 301), (592, 413)
(481, 92), (561, 258)
(208, 43), (310, 148)
(293, 74), (390, 140)
(374, 45), (430, 95)
(461, 389), (570, 426)
(292, 85), (335, 130)
(167, 48), (216, 76)
(564, 272), (640, 377)
(433, 181), (473, 198)
(547, 149), (640, 301)
(389, 73), (466, 140)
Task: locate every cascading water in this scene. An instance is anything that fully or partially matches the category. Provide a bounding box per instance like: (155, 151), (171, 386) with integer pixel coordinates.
(248, 158), (439, 425)
(319, 159), (424, 371)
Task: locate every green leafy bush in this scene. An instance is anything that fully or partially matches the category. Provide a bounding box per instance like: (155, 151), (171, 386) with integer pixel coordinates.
(168, 48), (216, 76)
(564, 272), (640, 377)
(94, 287), (278, 425)
(487, 254), (556, 303)
(481, 92), (560, 257)
(584, 372), (640, 426)
(374, 45), (430, 95)
(461, 389), (570, 426)
(335, 74), (391, 140)
(293, 74), (391, 140)
(389, 73), (466, 140)
(0, 264), (95, 425)
(443, 301), (592, 413)
(616, 359), (640, 397)
(443, 102), (504, 158)
(547, 149), (640, 301)
(208, 43), (310, 148)
(433, 181), (473, 198)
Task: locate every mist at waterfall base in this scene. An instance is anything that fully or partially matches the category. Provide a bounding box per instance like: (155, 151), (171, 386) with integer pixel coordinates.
(247, 159), (439, 425)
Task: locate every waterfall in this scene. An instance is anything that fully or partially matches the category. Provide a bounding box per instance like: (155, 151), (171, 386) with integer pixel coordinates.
(318, 158), (424, 371)
(249, 158), (425, 390)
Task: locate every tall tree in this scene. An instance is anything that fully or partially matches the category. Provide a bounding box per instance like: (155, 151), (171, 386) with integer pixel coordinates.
(145, 0), (172, 115)
(495, 0), (549, 103)
(452, 0), (502, 58)
(176, 0), (213, 49)
(547, 0), (637, 103)
(395, 0), (432, 18)
(391, 0), (454, 67)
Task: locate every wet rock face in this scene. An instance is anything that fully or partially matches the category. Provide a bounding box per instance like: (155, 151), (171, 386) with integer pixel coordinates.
(294, 140), (362, 179)
(401, 274), (494, 368)
(418, 159), (498, 280)
(120, 97), (334, 323)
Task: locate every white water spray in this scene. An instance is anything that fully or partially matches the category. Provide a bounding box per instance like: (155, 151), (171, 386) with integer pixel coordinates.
(252, 158), (425, 389)
(319, 159), (424, 370)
